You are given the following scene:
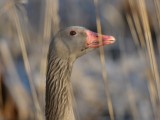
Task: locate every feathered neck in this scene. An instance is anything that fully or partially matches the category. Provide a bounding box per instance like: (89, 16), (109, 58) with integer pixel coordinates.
(45, 54), (75, 120)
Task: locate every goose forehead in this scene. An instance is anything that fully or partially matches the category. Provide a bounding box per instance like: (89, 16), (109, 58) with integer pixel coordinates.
(64, 26), (86, 31)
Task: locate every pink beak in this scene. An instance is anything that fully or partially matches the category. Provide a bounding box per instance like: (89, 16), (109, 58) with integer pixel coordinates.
(86, 30), (116, 48)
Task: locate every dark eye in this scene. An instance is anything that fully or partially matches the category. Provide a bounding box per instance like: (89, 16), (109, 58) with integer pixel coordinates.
(70, 31), (77, 36)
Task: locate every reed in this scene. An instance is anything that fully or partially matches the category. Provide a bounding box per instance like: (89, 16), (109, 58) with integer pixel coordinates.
(138, 0), (160, 117)
(93, 0), (115, 120)
(0, 0), (159, 119)
(39, 0), (60, 112)
(126, 0), (160, 119)
(8, 2), (43, 119)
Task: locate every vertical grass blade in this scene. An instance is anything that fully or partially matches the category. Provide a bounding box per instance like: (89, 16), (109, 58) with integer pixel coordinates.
(8, 3), (43, 119)
(93, 0), (115, 120)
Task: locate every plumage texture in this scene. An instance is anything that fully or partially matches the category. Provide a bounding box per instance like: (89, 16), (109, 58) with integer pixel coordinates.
(45, 26), (115, 120)
(45, 54), (75, 120)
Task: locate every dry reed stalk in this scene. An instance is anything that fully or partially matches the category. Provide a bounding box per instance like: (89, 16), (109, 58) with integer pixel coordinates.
(93, 0), (114, 120)
(40, 0), (52, 76)
(40, 0), (60, 112)
(125, 1), (158, 119)
(8, 3), (43, 119)
(127, 0), (146, 49)
(126, 14), (139, 47)
(126, 0), (160, 116)
(153, 0), (160, 28)
(139, 0), (160, 100)
(0, 1), (13, 17)
(0, 40), (31, 120)
(40, 0), (60, 73)
(42, 0), (52, 41)
(127, 20), (158, 120)
(147, 70), (158, 120)
(40, 0), (52, 75)
(126, 0), (160, 119)
(39, 0), (52, 112)
(138, 0), (160, 118)
(51, 0), (60, 35)
(153, 0), (160, 53)
(116, 2), (140, 119)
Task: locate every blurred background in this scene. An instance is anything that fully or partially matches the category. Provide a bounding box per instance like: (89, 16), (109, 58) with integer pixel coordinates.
(0, 0), (160, 120)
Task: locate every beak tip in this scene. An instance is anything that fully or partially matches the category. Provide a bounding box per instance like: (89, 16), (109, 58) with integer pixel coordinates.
(112, 37), (116, 43)
(105, 36), (116, 44)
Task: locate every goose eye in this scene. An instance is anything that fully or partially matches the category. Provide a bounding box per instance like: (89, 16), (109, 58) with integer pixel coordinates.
(70, 31), (77, 36)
